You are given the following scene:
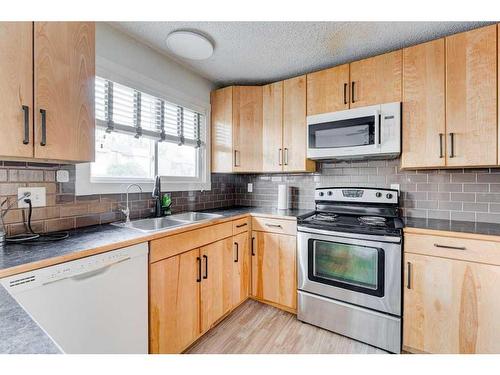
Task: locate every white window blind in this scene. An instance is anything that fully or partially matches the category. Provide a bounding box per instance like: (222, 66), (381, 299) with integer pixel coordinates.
(95, 77), (205, 147)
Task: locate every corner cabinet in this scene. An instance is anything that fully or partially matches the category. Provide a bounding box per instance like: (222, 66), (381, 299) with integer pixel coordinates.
(212, 81), (315, 174)
(403, 230), (500, 354)
(0, 22), (95, 163)
(211, 86), (263, 173)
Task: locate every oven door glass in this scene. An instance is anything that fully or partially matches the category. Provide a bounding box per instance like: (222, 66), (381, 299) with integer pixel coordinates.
(308, 239), (384, 297)
(308, 116), (376, 149)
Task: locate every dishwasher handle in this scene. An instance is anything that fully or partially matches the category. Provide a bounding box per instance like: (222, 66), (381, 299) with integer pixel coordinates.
(42, 256), (131, 286)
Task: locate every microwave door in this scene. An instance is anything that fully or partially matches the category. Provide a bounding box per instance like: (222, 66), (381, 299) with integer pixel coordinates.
(308, 114), (380, 159)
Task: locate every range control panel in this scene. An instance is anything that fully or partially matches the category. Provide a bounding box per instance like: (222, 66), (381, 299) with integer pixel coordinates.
(315, 187), (398, 204)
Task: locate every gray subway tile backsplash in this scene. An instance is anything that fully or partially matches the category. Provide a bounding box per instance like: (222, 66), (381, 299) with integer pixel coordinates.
(233, 159), (500, 224)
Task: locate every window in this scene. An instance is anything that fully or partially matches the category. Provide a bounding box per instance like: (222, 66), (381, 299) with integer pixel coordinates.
(90, 77), (208, 187)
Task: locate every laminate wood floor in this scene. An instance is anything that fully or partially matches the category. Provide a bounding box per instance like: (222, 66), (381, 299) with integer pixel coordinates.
(186, 299), (387, 354)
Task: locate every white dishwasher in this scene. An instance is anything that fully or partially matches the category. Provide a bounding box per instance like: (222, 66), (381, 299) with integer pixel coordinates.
(1, 243), (149, 354)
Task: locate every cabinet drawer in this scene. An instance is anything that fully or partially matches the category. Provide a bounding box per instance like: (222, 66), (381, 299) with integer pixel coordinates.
(233, 217), (250, 235)
(252, 217), (296, 235)
(150, 222), (232, 263)
(405, 232), (500, 266)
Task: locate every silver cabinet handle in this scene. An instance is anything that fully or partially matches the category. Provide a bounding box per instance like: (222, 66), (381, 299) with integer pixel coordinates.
(284, 148), (289, 166)
(449, 133), (455, 158)
(434, 243), (466, 251)
(265, 223), (282, 228)
(42, 256), (131, 286)
(278, 148), (283, 166)
(406, 262), (412, 289)
(439, 133), (444, 158)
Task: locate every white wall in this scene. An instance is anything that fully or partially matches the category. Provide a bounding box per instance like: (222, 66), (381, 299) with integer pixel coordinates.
(96, 22), (214, 113)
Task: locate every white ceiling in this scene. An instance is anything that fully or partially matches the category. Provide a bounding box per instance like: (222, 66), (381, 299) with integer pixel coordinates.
(111, 22), (492, 87)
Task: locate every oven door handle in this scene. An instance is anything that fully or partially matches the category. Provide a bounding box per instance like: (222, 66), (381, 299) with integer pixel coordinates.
(374, 110), (381, 148)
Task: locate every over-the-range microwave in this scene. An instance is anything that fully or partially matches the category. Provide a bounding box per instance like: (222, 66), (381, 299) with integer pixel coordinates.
(306, 102), (401, 161)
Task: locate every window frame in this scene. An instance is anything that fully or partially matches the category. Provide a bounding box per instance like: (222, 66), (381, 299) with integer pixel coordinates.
(75, 59), (211, 196)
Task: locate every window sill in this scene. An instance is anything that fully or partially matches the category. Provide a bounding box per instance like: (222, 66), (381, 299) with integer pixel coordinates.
(75, 164), (211, 196)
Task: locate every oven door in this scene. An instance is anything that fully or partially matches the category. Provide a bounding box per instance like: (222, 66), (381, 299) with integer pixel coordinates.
(297, 230), (401, 316)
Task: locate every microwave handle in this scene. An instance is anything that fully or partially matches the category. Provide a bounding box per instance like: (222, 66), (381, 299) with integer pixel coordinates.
(374, 110), (381, 148)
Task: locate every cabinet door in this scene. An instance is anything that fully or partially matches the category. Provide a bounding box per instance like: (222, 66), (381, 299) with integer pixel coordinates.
(349, 50), (402, 108)
(404, 253), (500, 354)
(200, 238), (233, 332)
(262, 81), (283, 172)
(149, 248), (200, 354)
(401, 39), (446, 169)
(34, 22), (95, 162)
(307, 64), (350, 115)
(252, 231), (297, 310)
(283, 75), (315, 173)
(232, 231), (250, 308)
(233, 86), (263, 172)
(0, 22), (33, 159)
(446, 25), (497, 167)
(211, 86), (234, 173)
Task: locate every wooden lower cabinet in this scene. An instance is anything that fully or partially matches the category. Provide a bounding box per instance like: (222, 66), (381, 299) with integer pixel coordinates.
(149, 228), (252, 353)
(404, 252), (500, 353)
(232, 231), (251, 308)
(200, 238), (233, 332)
(149, 248), (200, 354)
(251, 230), (297, 311)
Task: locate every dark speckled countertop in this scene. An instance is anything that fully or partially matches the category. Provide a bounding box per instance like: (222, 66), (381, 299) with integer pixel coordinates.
(404, 217), (500, 237)
(0, 206), (308, 354)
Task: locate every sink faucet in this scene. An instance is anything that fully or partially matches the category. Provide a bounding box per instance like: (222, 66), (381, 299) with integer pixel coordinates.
(121, 184), (143, 223)
(152, 175), (162, 218)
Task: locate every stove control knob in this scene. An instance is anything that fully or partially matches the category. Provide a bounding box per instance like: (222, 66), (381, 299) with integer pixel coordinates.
(319, 191), (324, 197)
(375, 192), (382, 198)
(327, 191), (333, 196)
(386, 193), (393, 199)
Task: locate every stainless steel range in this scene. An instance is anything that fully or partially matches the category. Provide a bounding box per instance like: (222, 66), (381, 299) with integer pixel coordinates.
(297, 187), (403, 353)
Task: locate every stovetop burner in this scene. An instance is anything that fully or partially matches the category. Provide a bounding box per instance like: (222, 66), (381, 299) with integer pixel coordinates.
(358, 216), (387, 227)
(314, 213), (339, 222)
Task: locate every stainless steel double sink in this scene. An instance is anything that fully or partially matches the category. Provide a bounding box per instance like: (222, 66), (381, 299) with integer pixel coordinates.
(112, 212), (223, 233)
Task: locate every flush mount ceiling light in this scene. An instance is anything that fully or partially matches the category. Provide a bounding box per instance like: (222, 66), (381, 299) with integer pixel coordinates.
(166, 31), (214, 60)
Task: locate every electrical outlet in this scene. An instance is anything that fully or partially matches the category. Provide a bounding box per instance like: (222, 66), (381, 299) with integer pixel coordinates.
(56, 169), (70, 183)
(247, 183), (253, 193)
(17, 187), (46, 208)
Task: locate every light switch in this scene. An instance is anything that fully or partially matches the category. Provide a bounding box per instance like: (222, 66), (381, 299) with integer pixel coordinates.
(247, 183), (253, 193)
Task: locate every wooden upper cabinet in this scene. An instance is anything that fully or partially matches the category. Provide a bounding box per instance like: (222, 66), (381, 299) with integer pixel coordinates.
(34, 22), (95, 162)
(307, 64), (350, 115)
(232, 86), (263, 172)
(262, 82), (283, 172)
(149, 248), (200, 354)
(404, 252), (500, 354)
(446, 25), (497, 167)
(0, 22), (33, 159)
(211, 86), (234, 173)
(401, 39), (446, 169)
(283, 75), (315, 172)
(349, 50), (402, 108)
